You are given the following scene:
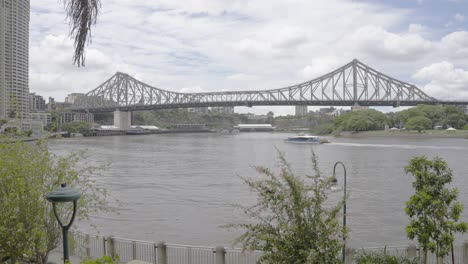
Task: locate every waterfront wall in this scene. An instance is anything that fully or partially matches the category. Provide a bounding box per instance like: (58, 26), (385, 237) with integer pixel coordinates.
(67, 231), (468, 264)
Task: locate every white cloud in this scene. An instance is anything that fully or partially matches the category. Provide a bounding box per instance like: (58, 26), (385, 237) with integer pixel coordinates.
(413, 61), (468, 100)
(28, 0), (468, 115)
(227, 73), (258, 81)
(301, 56), (349, 80)
(454, 13), (465, 23)
(350, 25), (433, 60)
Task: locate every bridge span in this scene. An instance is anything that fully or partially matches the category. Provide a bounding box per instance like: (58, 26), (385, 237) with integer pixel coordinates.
(70, 59), (467, 128)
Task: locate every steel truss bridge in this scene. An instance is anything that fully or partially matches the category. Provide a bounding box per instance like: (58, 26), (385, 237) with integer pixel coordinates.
(72, 59), (468, 113)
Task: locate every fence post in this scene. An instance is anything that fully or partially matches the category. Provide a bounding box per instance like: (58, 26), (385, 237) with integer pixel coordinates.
(85, 234), (91, 258)
(407, 244), (417, 258)
(153, 243), (158, 264)
(464, 241), (468, 264)
(132, 241), (137, 260)
(103, 236), (107, 256)
(345, 248), (354, 264)
(215, 246), (225, 264)
(107, 237), (115, 258)
(157, 241), (167, 264)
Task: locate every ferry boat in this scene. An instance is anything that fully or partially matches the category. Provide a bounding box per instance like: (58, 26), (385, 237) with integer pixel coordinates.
(285, 134), (328, 144)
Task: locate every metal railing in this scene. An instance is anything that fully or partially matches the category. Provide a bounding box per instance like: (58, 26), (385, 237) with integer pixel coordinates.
(68, 231), (468, 264)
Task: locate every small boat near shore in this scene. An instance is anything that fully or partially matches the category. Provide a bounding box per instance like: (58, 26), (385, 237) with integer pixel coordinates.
(285, 134), (329, 144)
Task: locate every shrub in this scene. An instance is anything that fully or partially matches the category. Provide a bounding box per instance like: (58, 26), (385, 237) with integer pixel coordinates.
(232, 151), (346, 263)
(355, 250), (419, 264)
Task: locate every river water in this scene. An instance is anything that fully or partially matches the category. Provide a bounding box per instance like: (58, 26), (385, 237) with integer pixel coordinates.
(48, 133), (468, 248)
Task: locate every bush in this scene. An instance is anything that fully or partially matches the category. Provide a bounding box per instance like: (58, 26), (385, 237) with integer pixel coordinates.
(79, 255), (119, 264)
(232, 151), (345, 263)
(0, 140), (110, 263)
(464, 124), (468, 130)
(314, 123), (334, 135)
(355, 251), (419, 264)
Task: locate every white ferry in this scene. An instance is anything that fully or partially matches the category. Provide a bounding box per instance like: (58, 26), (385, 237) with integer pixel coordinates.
(285, 134), (328, 144)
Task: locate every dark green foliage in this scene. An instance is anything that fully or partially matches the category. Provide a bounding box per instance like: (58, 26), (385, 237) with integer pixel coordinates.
(314, 123), (334, 135)
(133, 109), (248, 129)
(405, 156), (468, 263)
(334, 109), (388, 132)
(405, 116), (432, 133)
(60, 122), (93, 135)
(464, 124), (468, 130)
(233, 152), (345, 264)
(355, 251), (419, 264)
(396, 105), (467, 129)
(79, 255), (119, 264)
(0, 140), (110, 263)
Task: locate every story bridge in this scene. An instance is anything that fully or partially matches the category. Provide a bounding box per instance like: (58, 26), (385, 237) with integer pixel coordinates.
(70, 59), (468, 129)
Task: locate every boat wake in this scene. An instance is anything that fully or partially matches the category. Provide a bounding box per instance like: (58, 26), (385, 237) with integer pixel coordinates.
(329, 142), (468, 151)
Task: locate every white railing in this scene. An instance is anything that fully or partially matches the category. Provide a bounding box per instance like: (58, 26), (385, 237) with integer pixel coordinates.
(68, 231), (467, 264)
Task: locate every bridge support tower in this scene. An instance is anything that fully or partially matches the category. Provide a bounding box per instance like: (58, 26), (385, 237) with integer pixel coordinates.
(114, 110), (132, 130)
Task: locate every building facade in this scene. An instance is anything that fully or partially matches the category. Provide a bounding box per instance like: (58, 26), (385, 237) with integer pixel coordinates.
(64, 93), (85, 104)
(29, 93), (46, 112)
(295, 105), (308, 116)
(0, 0), (30, 120)
(58, 112), (94, 127)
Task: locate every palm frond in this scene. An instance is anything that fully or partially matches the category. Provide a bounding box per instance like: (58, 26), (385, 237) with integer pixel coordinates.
(63, 0), (101, 67)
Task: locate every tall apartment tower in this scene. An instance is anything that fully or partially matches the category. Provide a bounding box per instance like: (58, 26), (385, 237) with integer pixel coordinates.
(0, 0), (30, 120)
(295, 105), (308, 116)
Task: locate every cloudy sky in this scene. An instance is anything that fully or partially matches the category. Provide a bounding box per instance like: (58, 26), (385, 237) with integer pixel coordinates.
(30, 0), (468, 115)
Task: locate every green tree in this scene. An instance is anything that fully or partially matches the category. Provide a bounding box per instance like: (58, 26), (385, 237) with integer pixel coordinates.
(334, 109), (388, 132)
(405, 116), (432, 133)
(445, 113), (465, 129)
(0, 140), (110, 263)
(61, 121), (93, 135)
(405, 156), (468, 264)
(233, 152), (345, 263)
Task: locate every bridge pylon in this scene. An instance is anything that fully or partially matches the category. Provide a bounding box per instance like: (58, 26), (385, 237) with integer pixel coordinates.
(114, 110), (132, 130)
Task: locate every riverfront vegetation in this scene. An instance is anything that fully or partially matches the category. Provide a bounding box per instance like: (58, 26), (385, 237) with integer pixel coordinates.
(0, 136), (466, 263)
(232, 153), (466, 264)
(0, 140), (110, 264)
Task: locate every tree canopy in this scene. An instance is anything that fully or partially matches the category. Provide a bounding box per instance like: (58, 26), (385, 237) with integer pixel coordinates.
(334, 109), (388, 132)
(405, 156), (467, 264)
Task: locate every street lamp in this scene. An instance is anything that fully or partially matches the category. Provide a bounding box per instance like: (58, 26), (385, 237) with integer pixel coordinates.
(46, 183), (81, 263)
(331, 162), (347, 264)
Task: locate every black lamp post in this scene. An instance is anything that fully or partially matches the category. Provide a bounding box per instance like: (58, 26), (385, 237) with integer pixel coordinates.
(331, 162), (347, 264)
(46, 183), (81, 263)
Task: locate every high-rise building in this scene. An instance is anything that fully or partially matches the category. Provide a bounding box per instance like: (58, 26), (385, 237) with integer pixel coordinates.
(0, 0), (30, 120)
(295, 105), (307, 116)
(29, 93), (46, 112)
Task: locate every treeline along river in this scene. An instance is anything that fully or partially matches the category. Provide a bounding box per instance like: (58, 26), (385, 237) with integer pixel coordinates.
(49, 133), (468, 248)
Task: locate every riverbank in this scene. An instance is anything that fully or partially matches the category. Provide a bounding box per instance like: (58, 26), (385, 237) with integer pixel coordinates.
(336, 130), (468, 139)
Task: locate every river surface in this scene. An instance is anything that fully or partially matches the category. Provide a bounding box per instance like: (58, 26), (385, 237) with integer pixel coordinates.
(48, 133), (468, 248)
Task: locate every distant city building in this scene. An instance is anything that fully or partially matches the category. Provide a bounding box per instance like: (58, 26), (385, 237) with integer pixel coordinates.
(47, 96), (72, 111)
(246, 113), (267, 120)
(211, 106), (234, 114)
(351, 104), (369, 111)
(295, 105), (307, 116)
(330, 109), (346, 116)
(58, 112), (94, 127)
(319, 107), (335, 115)
(0, 0), (30, 120)
(464, 106), (468, 115)
(29, 93), (46, 112)
(234, 124), (274, 132)
(30, 112), (51, 128)
(64, 93), (85, 104)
